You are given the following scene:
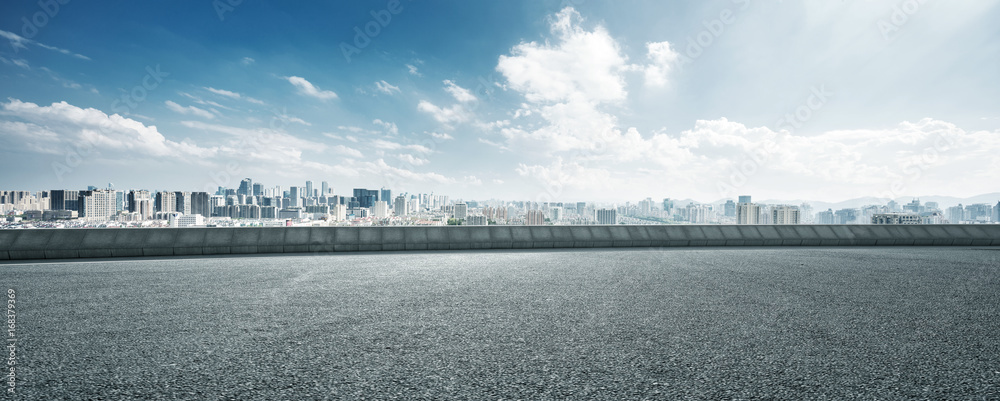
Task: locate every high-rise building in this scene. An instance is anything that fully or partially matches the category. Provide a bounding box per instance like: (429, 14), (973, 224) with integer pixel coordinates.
(174, 191), (191, 214)
(738, 195), (752, 204)
(78, 189), (117, 221)
(550, 206), (562, 221)
(816, 209), (835, 224)
(49, 190), (80, 211)
(662, 198), (675, 215)
(380, 188), (392, 208)
(994, 201), (1000, 223)
(305, 181), (314, 199)
(289, 186), (301, 208)
(724, 200), (736, 217)
(372, 201), (389, 218)
(454, 203), (468, 220)
(771, 205), (801, 225)
(190, 192), (211, 218)
(736, 201), (760, 224)
(394, 195), (408, 216)
(525, 209), (545, 225)
(128, 190), (154, 220)
(353, 188), (379, 208)
(946, 205), (965, 223)
(252, 183), (263, 197)
(155, 191), (177, 214)
(596, 208), (617, 225)
(237, 178), (253, 197)
(639, 198), (652, 215)
(321, 181), (330, 196)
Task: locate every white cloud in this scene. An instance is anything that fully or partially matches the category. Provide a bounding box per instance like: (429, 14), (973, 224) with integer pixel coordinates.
(496, 8), (628, 104)
(0, 29), (90, 60)
(241, 57), (255, 65)
(429, 132), (453, 140)
(0, 56), (29, 69)
(203, 87), (264, 105)
(285, 76), (338, 100)
(443, 80), (476, 102)
(643, 41), (680, 87)
(374, 80), (400, 95)
(164, 101), (215, 119)
(396, 153), (429, 166)
(406, 63), (421, 76)
(372, 119), (398, 135)
(0, 98), (215, 160)
(372, 139), (433, 154)
(330, 144), (363, 158)
(417, 100), (469, 126)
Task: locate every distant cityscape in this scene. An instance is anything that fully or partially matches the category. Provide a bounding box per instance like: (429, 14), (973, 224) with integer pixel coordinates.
(2, 178), (999, 229)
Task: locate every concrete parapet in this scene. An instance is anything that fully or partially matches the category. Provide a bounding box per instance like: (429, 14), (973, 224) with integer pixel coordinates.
(1, 224), (998, 261)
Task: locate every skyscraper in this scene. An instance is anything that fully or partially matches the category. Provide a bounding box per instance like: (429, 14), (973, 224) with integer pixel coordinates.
(321, 181), (329, 196)
(380, 188), (392, 208)
(394, 195), (407, 216)
(352, 188), (379, 208)
(305, 181), (313, 199)
(738, 195), (752, 204)
(724, 200), (736, 217)
(237, 178), (253, 197)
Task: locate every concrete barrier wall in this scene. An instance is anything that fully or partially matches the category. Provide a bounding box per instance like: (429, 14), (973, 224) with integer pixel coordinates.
(1, 225), (999, 261)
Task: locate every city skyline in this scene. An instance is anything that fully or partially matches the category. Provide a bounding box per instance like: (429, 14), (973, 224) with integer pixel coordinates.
(2, 2), (999, 202)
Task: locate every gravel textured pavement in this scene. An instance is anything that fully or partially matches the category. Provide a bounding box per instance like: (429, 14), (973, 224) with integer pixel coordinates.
(3, 247), (999, 400)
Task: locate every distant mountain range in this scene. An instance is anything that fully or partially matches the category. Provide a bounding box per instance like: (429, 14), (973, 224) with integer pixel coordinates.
(752, 193), (1000, 211)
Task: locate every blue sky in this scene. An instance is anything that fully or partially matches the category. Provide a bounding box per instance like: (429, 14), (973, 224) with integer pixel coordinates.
(1, 0), (998, 202)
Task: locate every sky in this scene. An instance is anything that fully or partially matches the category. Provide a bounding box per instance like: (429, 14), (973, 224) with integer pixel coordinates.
(1, 0), (998, 203)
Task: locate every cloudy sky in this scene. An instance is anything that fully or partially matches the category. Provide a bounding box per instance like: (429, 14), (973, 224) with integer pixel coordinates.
(1, 1), (998, 202)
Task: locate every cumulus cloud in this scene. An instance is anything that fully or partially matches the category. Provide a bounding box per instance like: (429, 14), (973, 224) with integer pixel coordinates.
(164, 100), (215, 119)
(443, 80), (476, 102)
(284, 76), (338, 100)
(496, 8), (629, 104)
(405, 63), (421, 76)
(0, 98), (215, 160)
(429, 132), (453, 140)
(643, 41), (680, 87)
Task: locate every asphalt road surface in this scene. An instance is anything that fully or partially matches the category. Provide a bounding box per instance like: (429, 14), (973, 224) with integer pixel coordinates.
(3, 247), (999, 400)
